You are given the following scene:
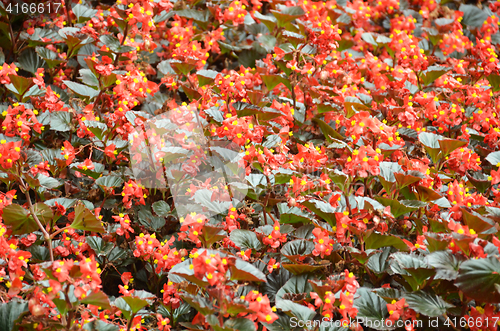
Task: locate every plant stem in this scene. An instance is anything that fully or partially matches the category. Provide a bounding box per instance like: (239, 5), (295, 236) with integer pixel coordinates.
(113, 23), (130, 67)
(443, 314), (460, 331)
(415, 70), (422, 91)
(126, 313), (136, 331)
(50, 225), (71, 240)
(64, 0), (73, 27)
(21, 180), (54, 262)
(8, 16), (17, 59)
(64, 284), (74, 330)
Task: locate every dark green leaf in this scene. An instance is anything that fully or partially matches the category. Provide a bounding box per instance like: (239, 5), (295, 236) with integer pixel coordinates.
(152, 201), (170, 217)
(311, 118), (344, 143)
(270, 7), (304, 27)
(99, 35), (135, 53)
(346, 247), (373, 264)
(86, 236), (114, 256)
(157, 60), (176, 75)
(83, 320), (119, 331)
(361, 33), (377, 46)
(192, 189), (233, 214)
(113, 298), (132, 320)
(2, 204), (36, 235)
(170, 60), (196, 75)
(261, 74), (291, 91)
(364, 231), (410, 252)
(122, 296), (148, 314)
(107, 246), (128, 263)
(229, 258), (267, 282)
(154, 10), (175, 23)
(404, 268), (436, 289)
(234, 103), (283, 121)
(276, 300), (316, 321)
(96, 176), (124, 189)
(201, 224), (226, 247)
(27, 245), (50, 262)
(375, 197), (419, 218)
(63, 80), (99, 99)
(282, 263), (328, 275)
(196, 69), (218, 87)
(390, 252), (428, 275)
(438, 138), (467, 158)
(394, 173), (422, 189)
(487, 74), (500, 92)
(0, 299), (29, 331)
(81, 291), (111, 310)
(230, 229), (263, 250)
(36, 174), (62, 189)
(262, 269), (291, 302)
(253, 12), (277, 33)
(486, 151), (500, 166)
(281, 31), (305, 48)
(71, 162), (106, 179)
(403, 291), (455, 317)
(354, 288), (388, 329)
(374, 288), (405, 302)
(278, 203), (313, 224)
(301, 199), (336, 226)
(175, 9), (210, 22)
(181, 293), (215, 315)
(420, 66), (448, 86)
(416, 185), (442, 202)
(461, 208), (495, 234)
(366, 247), (392, 274)
(466, 171), (491, 194)
(18, 49), (45, 74)
(71, 203), (104, 232)
(281, 239), (314, 263)
(7, 75), (35, 97)
(276, 274), (313, 302)
(169, 259), (208, 287)
(456, 257), (500, 303)
(257, 35), (277, 52)
(137, 207), (165, 232)
(205, 107), (224, 123)
(50, 111), (72, 132)
(33, 202), (53, 225)
(72, 4), (98, 23)
(460, 4), (488, 27)
(79, 69), (99, 87)
(53, 297), (70, 315)
(378, 162), (403, 182)
(223, 318), (257, 331)
(425, 251), (464, 280)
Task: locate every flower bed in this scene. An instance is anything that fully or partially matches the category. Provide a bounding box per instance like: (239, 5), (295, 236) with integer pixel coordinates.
(1, 0), (500, 330)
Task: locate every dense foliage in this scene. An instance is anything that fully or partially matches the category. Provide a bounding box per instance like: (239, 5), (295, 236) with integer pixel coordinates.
(2, 0), (500, 330)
